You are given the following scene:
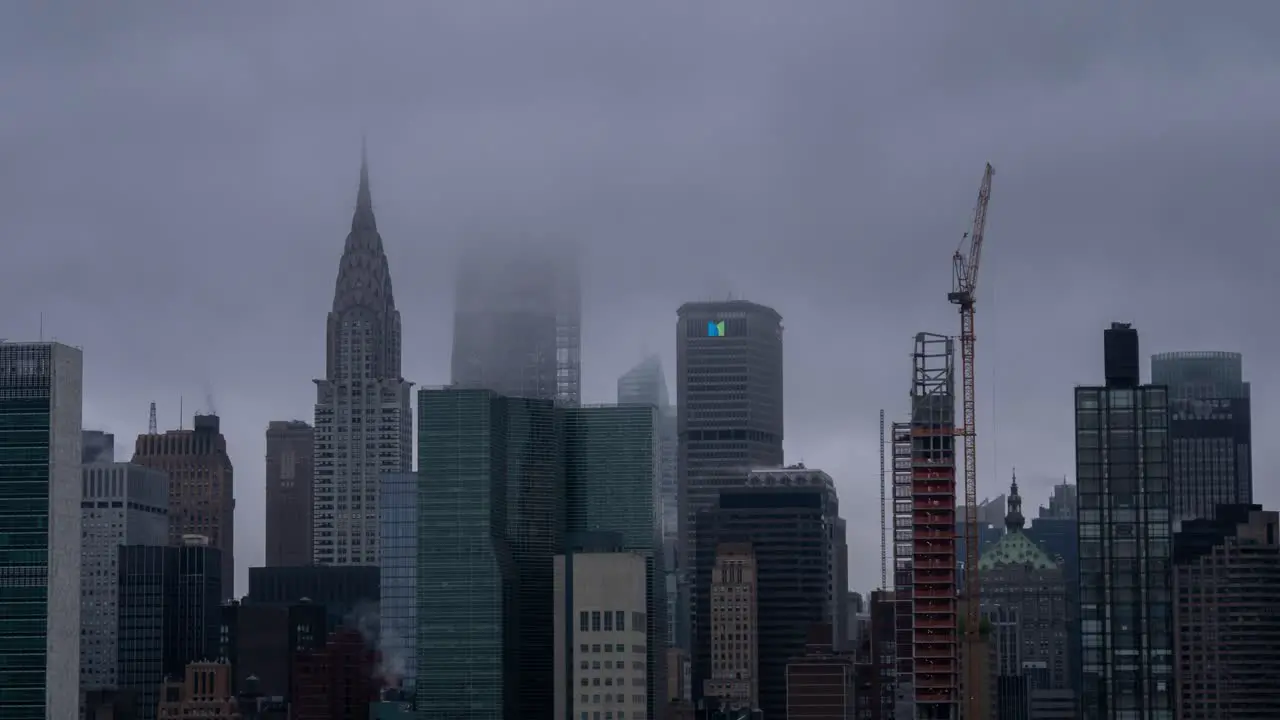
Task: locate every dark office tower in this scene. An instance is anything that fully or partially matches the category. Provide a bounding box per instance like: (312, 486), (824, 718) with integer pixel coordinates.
(117, 541), (223, 720)
(1075, 323), (1173, 720)
(451, 239), (581, 407)
(415, 388), (562, 719)
(219, 599), (328, 698)
(1150, 351), (1252, 526)
(564, 403), (666, 720)
(378, 472), (418, 694)
(693, 482), (835, 720)
(1172, 504), (1280, 719)
(82, 429), (115, 463)
(978, 474), (1070, 699)
(265, 420), (314, 567)
(133, 413), (237, 597)
(313, 149), (413, 566)
(0, 342), (82, 720)
(676, 300), (783, 649)
(246, 565), (380, 628)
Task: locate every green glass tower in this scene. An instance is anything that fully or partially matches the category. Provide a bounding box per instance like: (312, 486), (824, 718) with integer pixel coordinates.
(564, 404), (666, 720)
(415, 388), (562, 720)
(0, 342), (82, 719)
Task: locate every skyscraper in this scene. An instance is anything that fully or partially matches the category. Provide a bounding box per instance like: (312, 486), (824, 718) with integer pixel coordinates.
(312, 151), (413, 566)
(617, 355), (679, 648)
(132, 413), (236, 596)
(415, 388), (562, 719)
(0, 342), (82, 720)
(80, 461), (168, 693)
(1150, 351), (1251, 526)
(265, 420), (314, 567)
(676, 299), (784, 649)
(564, 403), (666, 720)
(378, 471), (417, 694)
(451, 239), (581, 406)
(1075, 323), (1173, 720)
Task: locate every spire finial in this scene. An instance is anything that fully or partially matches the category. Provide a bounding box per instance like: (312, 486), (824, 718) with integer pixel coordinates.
(1004, 467), (1025, 533)
(352, 137), (375, 231)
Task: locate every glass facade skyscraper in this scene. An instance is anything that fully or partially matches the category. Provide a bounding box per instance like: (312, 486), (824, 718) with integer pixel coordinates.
(1150, 351), (1251, 526)
(415, 388), (562, 720)
(1076, 324), (1173, 720)
(563, 403), (665, 720)
(379, 472), (417, 694)
(0, 342), (82, 720)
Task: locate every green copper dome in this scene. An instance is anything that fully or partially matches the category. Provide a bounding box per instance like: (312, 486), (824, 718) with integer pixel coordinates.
(977, 470), (1058, 571)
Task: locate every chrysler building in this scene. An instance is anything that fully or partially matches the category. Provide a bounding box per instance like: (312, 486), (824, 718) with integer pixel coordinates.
(312, 148), (412, 566)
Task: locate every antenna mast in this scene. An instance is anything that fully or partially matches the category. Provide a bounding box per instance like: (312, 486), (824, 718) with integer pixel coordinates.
(879, 408), (887, 590)
(148, 402), (157, 434)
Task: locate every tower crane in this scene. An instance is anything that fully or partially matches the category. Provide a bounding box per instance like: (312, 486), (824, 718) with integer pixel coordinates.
(947, 163), (993, 720)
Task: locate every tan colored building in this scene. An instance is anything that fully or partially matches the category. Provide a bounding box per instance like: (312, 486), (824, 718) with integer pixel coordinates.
(158, 661), (240, 718)
(133, 413), (236, 596)
(704, 542), (758, 711)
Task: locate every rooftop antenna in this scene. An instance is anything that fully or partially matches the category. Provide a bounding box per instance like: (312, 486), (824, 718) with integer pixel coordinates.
(38, 313), (43, 342)
(179, 396), (184, 430)
(148, 402), (157, 434)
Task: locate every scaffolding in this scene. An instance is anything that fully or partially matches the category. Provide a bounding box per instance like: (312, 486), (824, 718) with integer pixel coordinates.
(906, 332), (960, 719)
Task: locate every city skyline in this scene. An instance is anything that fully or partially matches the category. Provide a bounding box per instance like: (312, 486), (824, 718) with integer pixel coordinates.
(5, 2), (1280, 602)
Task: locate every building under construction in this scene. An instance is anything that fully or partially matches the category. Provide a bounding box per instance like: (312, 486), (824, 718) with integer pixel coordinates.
(892, 333), (960, 719)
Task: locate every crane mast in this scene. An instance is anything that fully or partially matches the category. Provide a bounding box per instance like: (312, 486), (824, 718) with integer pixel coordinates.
(947, 163), (993, 720)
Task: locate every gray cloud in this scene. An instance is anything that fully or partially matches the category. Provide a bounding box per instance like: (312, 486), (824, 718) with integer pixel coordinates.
(3, 1), (1279, 594)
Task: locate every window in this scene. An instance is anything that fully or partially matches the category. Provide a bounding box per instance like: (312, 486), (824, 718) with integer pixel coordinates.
(591, 611), (602, 632)
(615, 610), (625, 631)
(604, 612), (613, 631)
(580, 611), (589, 632)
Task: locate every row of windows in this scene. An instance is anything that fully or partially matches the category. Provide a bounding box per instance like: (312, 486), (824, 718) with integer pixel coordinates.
(579, 610), (643, 633)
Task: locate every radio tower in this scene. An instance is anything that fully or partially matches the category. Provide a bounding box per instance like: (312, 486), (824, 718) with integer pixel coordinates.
(148, 402), (157, 434)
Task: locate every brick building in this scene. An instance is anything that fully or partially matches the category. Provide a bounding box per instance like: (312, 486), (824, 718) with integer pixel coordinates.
(292, 627), (379, 720)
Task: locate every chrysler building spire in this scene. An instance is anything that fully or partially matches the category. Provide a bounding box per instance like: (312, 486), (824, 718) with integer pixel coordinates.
(312, 146), (412, 567)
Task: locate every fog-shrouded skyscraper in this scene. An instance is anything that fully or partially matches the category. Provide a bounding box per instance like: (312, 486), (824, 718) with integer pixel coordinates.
(676, 300), (784, 649)
(312, 150), (413, 566)
(618, 355), (680, 647)
(1150, 351), (1251, 526)
(451, 239), (581, 406)
(1076, 323), (1173, 720)
(0, 342), (82, 720)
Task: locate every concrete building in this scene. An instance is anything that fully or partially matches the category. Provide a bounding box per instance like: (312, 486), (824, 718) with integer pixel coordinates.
(117, 541), (223, 720)
(245, 565), (379, 628)
(554, 547), (649, 720)
(451, 238), (581, 408)
(82, 429), (115, 463)
(694, 483), (836, 720)
(377, 472), (417, 694)
(977, 473), (1070, 695)
(1150, 351), (1252, 526)
(1027, 689), (1076, 720)
(157, 661), (239, 718)
(312, 151), (413, 566)
(265, 420), (314, 567)
(415, 388), (562, 719)
(80, 462), (169, 693)
(676, 300), (784, 650)
(618, 355), (679, 648)
(863, 590), (897, 720)
(785, 624), (856, 720)
(218, 599), (328, 699)
(1172, 504), (1280, 719)
(132, 413), (236, 597)
(0, 341), (82, 720)
(1075, 323), (1173, 720)
(704, 542), (759, 710)
(890, 332), (959, 718)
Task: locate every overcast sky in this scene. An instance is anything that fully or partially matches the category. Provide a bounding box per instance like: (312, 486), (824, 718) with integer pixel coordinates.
(4, 2), (1279, 595)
